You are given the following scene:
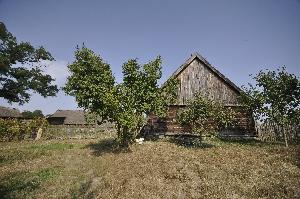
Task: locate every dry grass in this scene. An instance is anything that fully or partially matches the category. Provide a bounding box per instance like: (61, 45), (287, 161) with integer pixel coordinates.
(0, 137), (299, 199)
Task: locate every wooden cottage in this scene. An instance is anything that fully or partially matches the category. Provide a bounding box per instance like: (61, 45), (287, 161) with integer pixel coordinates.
(0, 106), (22, 119)
(147, 53), (256, 137)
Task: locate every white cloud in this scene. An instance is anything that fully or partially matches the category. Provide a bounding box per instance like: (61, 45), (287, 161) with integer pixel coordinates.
(0, 60), (77, 115)
(43, 60), (69, 87)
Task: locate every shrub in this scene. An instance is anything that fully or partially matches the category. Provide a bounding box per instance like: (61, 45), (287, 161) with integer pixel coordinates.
(0, 118), (48, 141)
(0, 119), (21, 141)
(177, 93), (235, 136)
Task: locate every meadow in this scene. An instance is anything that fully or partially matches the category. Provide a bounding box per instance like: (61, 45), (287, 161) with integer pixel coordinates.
(0, 136), (299, 199)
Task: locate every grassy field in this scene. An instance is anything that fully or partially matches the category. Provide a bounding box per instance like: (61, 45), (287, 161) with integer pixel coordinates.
(0, 137), (299, 199)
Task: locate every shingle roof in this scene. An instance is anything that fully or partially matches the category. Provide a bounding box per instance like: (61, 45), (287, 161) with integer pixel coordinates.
(48, 110), (87, 125)
(163, 52), (241, 93)
(0, 106), (22, 118)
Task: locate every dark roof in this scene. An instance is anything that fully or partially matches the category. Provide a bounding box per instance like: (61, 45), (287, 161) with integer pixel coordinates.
(48, 110), (87, 125)
(0, 106), (22, 118)
(163, 52), (242, 93)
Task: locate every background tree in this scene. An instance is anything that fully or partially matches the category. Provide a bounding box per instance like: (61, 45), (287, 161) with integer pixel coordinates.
(178, 93), (235, 136)
(22, 110), (44, 119)
(0, 22), (58, 104)
(240, 67), (300, 147)
(64, 46), (178, 147)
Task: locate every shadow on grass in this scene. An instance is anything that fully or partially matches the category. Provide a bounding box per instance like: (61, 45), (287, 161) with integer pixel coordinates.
(0, 171), (40, 199)
(168, 135), (214, 149)
(86, 138), (130, 156)
(0, 168), (58, 199)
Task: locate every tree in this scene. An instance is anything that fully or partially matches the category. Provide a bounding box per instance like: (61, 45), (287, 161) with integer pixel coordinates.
(64, 46), (178, 147)
(0, 22), (58, 104)
(177, 93), (235, 136)
(240, 67), (300, 147)
(22, 110), (44, 119)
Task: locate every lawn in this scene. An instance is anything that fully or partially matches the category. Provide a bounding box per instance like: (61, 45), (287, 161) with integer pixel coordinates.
(0, 137), (299, 199)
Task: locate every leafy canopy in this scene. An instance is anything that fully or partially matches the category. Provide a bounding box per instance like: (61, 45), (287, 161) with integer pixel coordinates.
(240, 67), (300, 146)
(22, 110), (44, 119)
(240, 67), (300, 125)
(64, 46), (178, 146)
(0, 22), (58, 104)
(178, 93), (235, 136)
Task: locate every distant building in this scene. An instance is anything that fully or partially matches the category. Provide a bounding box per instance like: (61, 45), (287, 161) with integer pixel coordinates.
(47, 110), (87, 125)
(0, 106), (22, 119)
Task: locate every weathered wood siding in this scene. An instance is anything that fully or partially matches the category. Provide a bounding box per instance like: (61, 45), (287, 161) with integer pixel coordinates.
(146, 105), (256, 136)
(147, 106), (191, 134)
(176, 59), (239, 105)
(143, 54), (256, 137)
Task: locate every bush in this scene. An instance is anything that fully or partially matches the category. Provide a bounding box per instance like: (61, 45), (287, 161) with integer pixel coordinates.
(177, 93), (235, 136)
(0, 118), (48, 141)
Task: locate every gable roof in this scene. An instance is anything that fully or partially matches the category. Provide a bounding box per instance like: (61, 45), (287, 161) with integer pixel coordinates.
(48, 110), (87, 125)
(0, 106), (22, 118)
(165, 52), (242, 93)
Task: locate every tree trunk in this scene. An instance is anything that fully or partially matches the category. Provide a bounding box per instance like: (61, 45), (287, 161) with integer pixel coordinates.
(120, 127), (130, 148)
(283, 126), (288, 147)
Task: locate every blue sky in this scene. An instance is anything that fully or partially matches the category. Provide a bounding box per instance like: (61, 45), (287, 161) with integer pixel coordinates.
(0, 0), (300, 115)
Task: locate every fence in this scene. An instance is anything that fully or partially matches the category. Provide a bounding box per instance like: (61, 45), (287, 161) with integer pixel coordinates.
(255, 121), (300, 142)
(44, 124), (116, 140)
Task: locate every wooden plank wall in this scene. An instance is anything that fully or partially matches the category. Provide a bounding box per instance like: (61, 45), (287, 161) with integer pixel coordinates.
(143, 57), (256, 137)
(176, 59), (239, 105)
(147, 105), (256, 136)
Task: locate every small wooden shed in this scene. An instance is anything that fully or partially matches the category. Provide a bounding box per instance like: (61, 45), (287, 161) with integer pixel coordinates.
(147, 53), (256, 137)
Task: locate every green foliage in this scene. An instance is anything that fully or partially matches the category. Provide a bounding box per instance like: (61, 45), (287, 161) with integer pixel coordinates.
(178, 93), (235, 136)
(64, 46), (178, 147)
(0, 119), (22, 141)
(28, 117), (48, 131)
(22, 110), (44, 119)
(240, 67), (300, 146)
(0, 118), (48, 141)
(64, 47), (115, 120)
(0, 22), (58, 104)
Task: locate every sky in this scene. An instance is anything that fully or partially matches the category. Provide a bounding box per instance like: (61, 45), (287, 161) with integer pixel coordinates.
(0, 0), (300, 115)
